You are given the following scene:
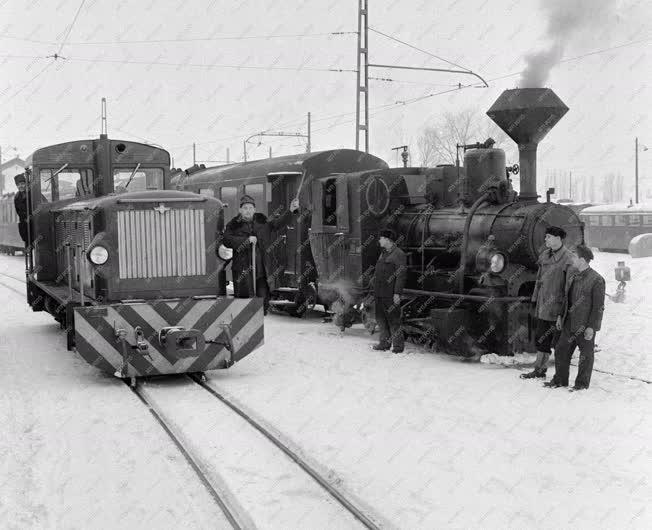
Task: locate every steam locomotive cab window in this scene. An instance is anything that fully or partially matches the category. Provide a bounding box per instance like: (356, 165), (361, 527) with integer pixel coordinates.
(322, 178), (337, 226)
(199, 188), (215, 197)
(244, 184), (264, 210)
(113, 167), (164, 192)
(365, 175), (390, 216)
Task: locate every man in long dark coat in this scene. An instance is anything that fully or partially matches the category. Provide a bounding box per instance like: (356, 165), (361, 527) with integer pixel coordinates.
(372, 229), (407, 353)
(544, 245), (605, 391)
(13, 173), (29, 246)
(222, 194), (299, 314)
(520, 226), (575, 379)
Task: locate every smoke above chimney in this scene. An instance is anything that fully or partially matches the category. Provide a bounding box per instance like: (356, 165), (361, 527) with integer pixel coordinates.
(519, 0), (616, 88)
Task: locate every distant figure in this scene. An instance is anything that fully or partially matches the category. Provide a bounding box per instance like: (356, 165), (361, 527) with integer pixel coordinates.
(521, 226), (574, 380)
(544, 245), (605, 391)
(13, 173), (28, 246)
(222, 194), (299, 314)
(372, 229), (407, 354)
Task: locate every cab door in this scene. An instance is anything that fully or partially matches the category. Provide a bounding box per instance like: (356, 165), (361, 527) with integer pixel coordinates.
(309, 175), (350, 283)
(267, 172), (301, 282)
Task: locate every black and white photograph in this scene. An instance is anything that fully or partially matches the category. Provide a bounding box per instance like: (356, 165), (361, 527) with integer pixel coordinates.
(1, 0), (651, 528)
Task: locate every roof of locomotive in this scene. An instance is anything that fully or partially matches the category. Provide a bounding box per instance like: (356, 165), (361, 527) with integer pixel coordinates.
(55, 190), (221, 211)
(579, 202), (652, 215)
(29, 137), (171, 166)
(182, 149), (388, 184)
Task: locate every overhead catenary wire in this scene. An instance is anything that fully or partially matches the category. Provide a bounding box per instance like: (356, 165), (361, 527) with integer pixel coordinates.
(56, 0), (87, 55)
(0, 31), (357, 46)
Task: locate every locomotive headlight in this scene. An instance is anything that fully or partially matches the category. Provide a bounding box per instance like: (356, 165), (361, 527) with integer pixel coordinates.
(218, 244), (233, 261)
(490, 253), (506, 273)
(89, 245), (109, 265)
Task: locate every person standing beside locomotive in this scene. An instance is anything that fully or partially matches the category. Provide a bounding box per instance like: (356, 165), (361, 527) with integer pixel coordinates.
(544, 245), (605, 390)
(520, 226), (574, 379)
(13, 173), (29, 246)
(372, 229), (407, 354)
(222, 194), (300, 315)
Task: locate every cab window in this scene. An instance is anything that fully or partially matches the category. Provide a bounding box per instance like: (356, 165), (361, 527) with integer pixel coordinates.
(40, 169), (54, 202)
(199, 188), (215, 197)
(322, 178), (337, 226)
(220, 186), (238, 223)
(113, 168), (164, 192)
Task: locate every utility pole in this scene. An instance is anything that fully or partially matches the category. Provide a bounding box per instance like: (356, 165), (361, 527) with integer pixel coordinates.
(193, 143), (196, 165)
(635, 137), (639, 204)
(355, 0), (369, 152)
(569, 170), (572, 199)
(306, 112), (311, 153)
(226, 148), (230, 163)
(100, 97), (108, 136)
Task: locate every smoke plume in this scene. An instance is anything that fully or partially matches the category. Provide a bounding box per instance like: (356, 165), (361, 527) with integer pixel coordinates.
(519, 0), (616, 88)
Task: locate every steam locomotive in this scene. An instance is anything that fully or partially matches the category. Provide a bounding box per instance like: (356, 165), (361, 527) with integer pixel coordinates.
(181, 88), (584, 356)
(18, 135), (264, 385)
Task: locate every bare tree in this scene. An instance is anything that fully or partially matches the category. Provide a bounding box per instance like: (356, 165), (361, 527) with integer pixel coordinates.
(417, 107), (512, 166)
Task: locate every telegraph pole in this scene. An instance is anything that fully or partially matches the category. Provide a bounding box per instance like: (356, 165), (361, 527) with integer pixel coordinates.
(635, 137), (639, 203)
(306, 112), (311, 153)
(193, 143), (196, 165)
(100, 97), (108, 136)
(355, 0), (369, 152)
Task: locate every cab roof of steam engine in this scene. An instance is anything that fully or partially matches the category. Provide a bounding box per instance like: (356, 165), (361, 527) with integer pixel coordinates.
(54, 189), (223, 212)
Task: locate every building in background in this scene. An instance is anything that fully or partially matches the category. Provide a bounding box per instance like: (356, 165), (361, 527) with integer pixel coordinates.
(0, 156), (26, 195)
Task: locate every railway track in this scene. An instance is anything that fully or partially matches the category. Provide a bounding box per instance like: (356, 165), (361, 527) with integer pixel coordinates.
(131, 376), (381, 529)
(128, 381), (248, 529)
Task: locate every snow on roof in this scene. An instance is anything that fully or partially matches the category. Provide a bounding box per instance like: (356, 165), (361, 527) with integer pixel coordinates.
(580, 203), (652, 214)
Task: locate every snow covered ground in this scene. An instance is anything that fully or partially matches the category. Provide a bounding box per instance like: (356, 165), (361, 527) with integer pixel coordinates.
(1, 251), (651, 529)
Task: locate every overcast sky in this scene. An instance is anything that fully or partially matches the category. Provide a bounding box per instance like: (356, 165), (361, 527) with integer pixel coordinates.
(1, 0), (650, 197)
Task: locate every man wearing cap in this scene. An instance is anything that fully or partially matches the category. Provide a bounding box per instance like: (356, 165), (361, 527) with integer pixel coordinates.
(222, 194), (299, 314)
(544, 245), (605, 391)
(13, 173), (29, 246)
(372, 229), (407, 353)
(520, 225), (575, 379)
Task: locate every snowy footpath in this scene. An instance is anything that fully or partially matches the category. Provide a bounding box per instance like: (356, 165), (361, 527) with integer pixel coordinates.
(1, 252), (651, 529)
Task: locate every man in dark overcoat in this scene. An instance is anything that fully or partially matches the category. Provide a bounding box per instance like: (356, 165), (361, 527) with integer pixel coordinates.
(222, 194), (299, 314)
(372, 229), (407, 353)
(13, 173), (29, 246)
(521, 226), (575, 379)
(544, 245), (605, 391)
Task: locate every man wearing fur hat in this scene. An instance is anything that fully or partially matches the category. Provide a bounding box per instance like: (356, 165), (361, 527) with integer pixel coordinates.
(520, 225), (575, 379)
(13, 173), (29, 246)
(372, 229), (407, 353)
(223, 194), (299, 314)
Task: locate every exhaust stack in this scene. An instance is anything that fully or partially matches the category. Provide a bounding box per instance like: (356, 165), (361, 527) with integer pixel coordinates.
(487, 88), (568, 201)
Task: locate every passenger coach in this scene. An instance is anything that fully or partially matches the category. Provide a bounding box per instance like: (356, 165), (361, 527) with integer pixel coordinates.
(580, 203), (652, 252)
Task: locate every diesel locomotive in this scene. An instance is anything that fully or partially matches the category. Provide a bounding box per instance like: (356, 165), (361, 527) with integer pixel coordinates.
(21, 135), (263, 385)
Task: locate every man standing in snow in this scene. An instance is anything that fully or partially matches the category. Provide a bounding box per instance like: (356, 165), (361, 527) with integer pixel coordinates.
(544, 245), (605, 390)
(372, 229), (407, 354)
(520, 226), (575, 379)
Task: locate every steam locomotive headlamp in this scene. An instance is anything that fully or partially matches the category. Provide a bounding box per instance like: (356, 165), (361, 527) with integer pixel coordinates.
(490, 253), (506, 273)
(475, 236), (507, 274)
(218, 244), (233, 260)
(89, 245), (109, 265)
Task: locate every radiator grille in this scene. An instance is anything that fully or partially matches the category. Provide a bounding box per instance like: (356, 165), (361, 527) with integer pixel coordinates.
(117, 208), (206, 279)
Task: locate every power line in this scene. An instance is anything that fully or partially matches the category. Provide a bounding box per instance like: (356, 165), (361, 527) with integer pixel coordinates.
(1, 60), (55, 103)
(63, 55), (356, 73)
(0, 31), (357, 46)
(56, 0), (87, 55)
(368, 27), (474, 73)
